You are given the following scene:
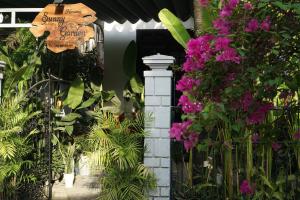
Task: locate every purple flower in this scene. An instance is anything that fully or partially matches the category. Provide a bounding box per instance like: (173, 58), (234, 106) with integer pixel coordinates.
(261, 16), (271, 31)
(241, 91), (253, 112)
(213, 18), (231, 35)
(244, 2), (253, 10)
(215, 37), (232, 51)
(176, 76), (201, 92)
(240, 180), (254, 196)
(252, 133), (260, 144)
(216, 47), (240, 64)
(178, 95), (203, 114)
(272, 142), (282, 152)
(245, 19), (259, 32)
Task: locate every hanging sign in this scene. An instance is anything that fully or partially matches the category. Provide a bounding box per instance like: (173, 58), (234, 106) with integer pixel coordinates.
(30, 3), (97, 53)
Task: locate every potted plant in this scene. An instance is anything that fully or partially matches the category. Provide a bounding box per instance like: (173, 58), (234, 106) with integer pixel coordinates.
(58, 143), (76, 188)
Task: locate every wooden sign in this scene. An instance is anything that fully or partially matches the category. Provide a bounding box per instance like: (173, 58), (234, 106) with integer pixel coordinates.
(30, 3), (97, 53)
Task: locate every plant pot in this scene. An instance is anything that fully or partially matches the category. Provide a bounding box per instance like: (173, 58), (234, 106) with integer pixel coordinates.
(64, 173), (74, 188)
(79, 155), (90, 176)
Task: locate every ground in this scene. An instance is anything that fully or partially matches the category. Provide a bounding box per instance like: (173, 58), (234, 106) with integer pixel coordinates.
(52, 175), (100, 200)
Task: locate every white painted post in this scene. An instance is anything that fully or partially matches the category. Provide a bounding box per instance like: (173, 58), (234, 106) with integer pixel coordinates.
(0, 61), (6, 102)
(143, 53), (175, 200)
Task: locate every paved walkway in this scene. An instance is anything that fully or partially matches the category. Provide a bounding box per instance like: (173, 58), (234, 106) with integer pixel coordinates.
(52, 175), (100, 200)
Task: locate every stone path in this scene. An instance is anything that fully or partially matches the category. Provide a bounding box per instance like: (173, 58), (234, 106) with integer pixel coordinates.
(52, 175), (100, 200)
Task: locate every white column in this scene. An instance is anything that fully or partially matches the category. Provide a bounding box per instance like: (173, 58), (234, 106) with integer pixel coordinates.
(0, 61), (6, 101)
(143, 54), (174, 200)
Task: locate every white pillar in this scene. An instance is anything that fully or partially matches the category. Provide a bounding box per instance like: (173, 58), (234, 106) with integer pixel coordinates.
(0, 61), (6, 101)
(143, 53), (174, 200)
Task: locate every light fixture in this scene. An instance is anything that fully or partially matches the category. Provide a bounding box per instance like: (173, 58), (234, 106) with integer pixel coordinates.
(0, 13), (4, 24)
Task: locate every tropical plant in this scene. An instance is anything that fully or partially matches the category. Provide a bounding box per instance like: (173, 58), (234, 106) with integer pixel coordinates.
(160, 0), (300, 199)
(57, 142), (76, 174)
(0, 93), (40, 197)
(123, 40), (144, 111)
(88, 111), (156, 200)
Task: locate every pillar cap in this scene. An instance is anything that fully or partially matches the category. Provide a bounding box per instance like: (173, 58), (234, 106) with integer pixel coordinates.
(142, 53), (175, 71)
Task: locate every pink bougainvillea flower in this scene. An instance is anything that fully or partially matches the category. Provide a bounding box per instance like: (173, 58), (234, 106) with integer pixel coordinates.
(246, 102), (273, 125)
(213, 18), (231, 35)
(198, 0), (209, 7)
(261, 16), (271, 31)
(219, 0), (240, 17)
(220, 5), (233, 17)
(183, 57), (204, 72)
(169, 120), (193, 141)
(178, 95), (203, 113)
(252, 133), (260, 144)
(170, 120), (199, 151)
(241, 91), (253, 112)
(169, 123), (183, 141)
(216, 47), (240, 64)
(240, 180), (254, 196)
(226, 72), (236, 82)
(244, 2), (253, 10)
(176, 76), (201, 92)
(187, 35), (214, 61)
(215, 37), (232, 51)
(183, 132), (199, 151)
(228, 0), (240, 9)
(245, 19), (259, 32)
(272, 142), (282, 152)
(183, 35), (214, 72)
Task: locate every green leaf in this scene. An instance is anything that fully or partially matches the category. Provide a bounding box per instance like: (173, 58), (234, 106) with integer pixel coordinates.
(272, 192), (283, 200)
(272, 2), (291, 10)
(3, 65), (29, 96)
(123, 41), (137, 78)
(64, 77), (84, 109)
(65, 125), (74, 136)
(130, 75), (144, 94)
(201, 6), (215, 32)
(77, 95), (99, 110)
(260, 175), (274, 190)
(55, 121), (75, 126)
(61, 113), (81, 122)
(158, 8), (191, 49)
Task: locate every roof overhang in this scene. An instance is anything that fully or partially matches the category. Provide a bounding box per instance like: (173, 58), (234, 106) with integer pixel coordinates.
(0, 0), (193, 24)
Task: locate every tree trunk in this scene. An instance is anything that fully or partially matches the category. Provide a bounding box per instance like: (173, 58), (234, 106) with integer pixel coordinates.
(193, 0), (202, 36)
